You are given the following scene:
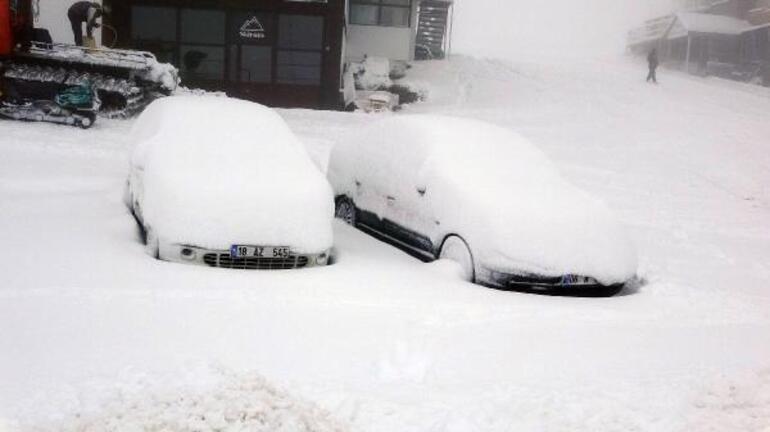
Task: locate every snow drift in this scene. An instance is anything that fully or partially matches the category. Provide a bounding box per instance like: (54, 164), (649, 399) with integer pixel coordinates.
(328, 115), (637, 285)
(128, 96), (334, 253)
(26, 369), (347, 432)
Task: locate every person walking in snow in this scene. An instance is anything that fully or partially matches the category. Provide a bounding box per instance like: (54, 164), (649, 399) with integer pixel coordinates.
(67, 2), (108, 47)
(647, 48), (659, 84)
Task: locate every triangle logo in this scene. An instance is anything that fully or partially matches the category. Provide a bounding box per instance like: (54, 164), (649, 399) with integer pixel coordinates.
(241, 16), (265, 33)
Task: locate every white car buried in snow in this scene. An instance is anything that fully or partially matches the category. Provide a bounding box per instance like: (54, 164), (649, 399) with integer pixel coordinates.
(328, 115), (637, 296)
(124, 96), (334, 269)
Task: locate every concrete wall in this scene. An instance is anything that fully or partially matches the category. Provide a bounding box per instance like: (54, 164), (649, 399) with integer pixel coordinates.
(344, 1), (418, 62)
(345, 25), (413, 61)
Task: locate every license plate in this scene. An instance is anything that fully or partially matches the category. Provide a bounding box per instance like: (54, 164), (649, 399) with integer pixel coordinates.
(230, 245), (291, 259)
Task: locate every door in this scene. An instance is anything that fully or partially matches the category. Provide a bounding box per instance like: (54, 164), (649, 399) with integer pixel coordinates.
(178, 8), (227, 91)
(377, 143), (435, 256)
(274, 14), (325, 107)
(227, 11), (275, 104)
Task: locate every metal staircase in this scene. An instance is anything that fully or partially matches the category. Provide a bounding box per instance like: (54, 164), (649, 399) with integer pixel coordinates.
(415, 0), (452, 60)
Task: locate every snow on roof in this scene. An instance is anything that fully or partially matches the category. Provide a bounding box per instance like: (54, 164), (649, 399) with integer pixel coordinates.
(675, 12), (751, 35)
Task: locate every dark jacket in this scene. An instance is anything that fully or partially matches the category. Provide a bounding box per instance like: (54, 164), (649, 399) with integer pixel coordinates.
(68, 2), (103, 37)
(647, 50), (659, 69)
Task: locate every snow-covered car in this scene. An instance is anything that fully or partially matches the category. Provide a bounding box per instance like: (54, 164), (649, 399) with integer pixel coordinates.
(328, 115), (637, 295)
(124, 96), (334, 269)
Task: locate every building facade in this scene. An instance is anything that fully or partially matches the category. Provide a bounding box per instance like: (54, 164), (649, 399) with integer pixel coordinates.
(98, 0), (452, 109)
(104, 0), (347, 109)
(628, 0), (770, 86)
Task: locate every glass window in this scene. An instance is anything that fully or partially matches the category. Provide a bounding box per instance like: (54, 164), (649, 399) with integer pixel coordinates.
(380, 6), (409, 27)
(229, 45), (238, 82)
(278, 15), (323, 50)
(276, 14), (324, 86)
(132, 6), (177, 42)
(134, 41), (177, 64)
(180, 45), (225, 80)
(239, 46), (273, 83)
(350, 5), (378, 25)
(181, 9), (226, 44)
(277, 51), (321, 85)
(349, 0), (411, 27)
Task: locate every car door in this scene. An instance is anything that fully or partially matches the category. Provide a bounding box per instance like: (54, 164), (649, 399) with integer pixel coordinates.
(377, 143), (436, 258)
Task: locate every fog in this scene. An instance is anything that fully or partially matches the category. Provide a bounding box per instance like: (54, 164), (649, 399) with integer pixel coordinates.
(451, 0), (675, 60)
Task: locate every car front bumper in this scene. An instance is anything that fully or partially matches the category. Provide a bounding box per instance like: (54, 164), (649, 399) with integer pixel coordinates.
(478, 267), (623, 294)
(160, 243), (331, 269)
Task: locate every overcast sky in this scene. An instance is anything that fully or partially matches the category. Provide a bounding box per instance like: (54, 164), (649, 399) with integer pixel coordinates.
(451, 0), (675, 59)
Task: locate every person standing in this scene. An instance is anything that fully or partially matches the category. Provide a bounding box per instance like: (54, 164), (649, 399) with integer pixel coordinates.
(67, 1), (106, 47)
(647, 48), (659, 84)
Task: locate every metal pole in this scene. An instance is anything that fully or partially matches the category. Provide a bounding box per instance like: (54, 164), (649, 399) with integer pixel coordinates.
(686, 34), (692, 73)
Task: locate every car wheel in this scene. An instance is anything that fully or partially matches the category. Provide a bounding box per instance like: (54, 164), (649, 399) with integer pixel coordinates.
(580, 284), (625, 298)
(78, 114), (95, 129)
(144, 226), (160, 259)
(335, 197), (357, 226)
(439, 235), (475, 282)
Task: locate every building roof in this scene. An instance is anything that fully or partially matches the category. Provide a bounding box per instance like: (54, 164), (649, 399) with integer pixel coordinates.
(628, 6), (764, 47)
(672, 12), (751, 36)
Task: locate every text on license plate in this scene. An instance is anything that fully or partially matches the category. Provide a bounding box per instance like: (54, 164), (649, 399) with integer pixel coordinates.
(230, 245), (291, 258)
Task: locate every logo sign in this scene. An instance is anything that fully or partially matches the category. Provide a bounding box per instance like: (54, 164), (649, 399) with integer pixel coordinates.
(240, 16), (266, 39)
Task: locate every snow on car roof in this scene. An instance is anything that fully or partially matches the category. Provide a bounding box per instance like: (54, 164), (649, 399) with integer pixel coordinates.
(328, 115), (637, 284)
(330, 115), (560, 193)
(130, 96), (334, 252)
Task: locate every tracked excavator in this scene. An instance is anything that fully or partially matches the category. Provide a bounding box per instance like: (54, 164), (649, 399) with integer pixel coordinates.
(0, 0), (178, 127)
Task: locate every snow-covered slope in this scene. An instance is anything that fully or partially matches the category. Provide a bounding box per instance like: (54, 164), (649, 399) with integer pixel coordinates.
(1, 56), (769, 431)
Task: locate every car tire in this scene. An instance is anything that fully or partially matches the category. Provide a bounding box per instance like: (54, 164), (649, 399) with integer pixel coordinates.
(144, 226), (160, 259)
(78, 113), (96, 129)
(335, 197), (357, 226)
(439, 235), (475, 283)
(580, 284), (625, 298)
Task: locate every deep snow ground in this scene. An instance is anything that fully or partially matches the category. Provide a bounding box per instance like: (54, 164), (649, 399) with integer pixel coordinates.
(1, 56), (770, 431)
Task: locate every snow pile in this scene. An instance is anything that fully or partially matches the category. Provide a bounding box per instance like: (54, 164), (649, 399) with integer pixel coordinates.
(328, 115), (637, 284)
(29, 370), (348, 432)
(173, 86), (227, 98)
(129, 96), (334, 252)
(353, 57), (392, 91)
(138, 59), (180, 93)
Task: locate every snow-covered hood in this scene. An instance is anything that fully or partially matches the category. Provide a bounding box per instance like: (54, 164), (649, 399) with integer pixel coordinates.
(130, 97), (334, 253)
(462, 183), (637, 285)
(418, 123), (637, 285)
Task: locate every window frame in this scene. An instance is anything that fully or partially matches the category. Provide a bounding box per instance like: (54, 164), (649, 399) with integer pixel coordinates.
(276, 14), (325, 86)
(129, 5), (329, 87)
(349, 0), (412, 28)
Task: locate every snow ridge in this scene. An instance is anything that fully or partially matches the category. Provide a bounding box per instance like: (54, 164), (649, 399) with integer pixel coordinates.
(22, 369), (348, 432)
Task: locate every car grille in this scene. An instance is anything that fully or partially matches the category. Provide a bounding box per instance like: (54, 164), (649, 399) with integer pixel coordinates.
(202, 253), (309, 270)
(505, 274), (598, 288)
(507, 274), (563, 286)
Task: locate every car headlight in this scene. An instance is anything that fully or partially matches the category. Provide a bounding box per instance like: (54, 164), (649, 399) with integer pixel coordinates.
(180, 247), (197, 260)
(315, 252), (329, 266)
